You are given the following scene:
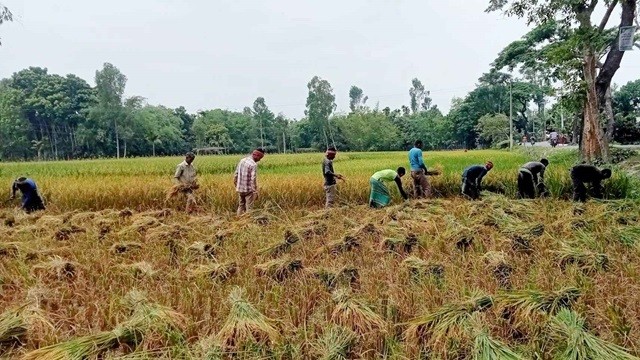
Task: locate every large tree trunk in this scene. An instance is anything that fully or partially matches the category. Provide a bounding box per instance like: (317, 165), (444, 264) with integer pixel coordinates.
(114, 117), (120, 159)
(582, 50), (610, 163)
(604, 86), (615, 141)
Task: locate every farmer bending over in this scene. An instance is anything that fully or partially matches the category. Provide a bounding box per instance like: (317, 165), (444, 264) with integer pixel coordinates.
(369, 167), (408, 208)
(570, 164), (611, 202)
(10, 177), (46, 213)
(461, 161), (493, 200)
(174, 152), (198, 213)
(518, 158), (549, 199)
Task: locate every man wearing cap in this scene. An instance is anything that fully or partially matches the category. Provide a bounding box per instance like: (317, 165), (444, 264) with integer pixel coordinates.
(570, 164), (612, 202)
(518, 158), (549, 199)
(408, 140), (431, 198)
(461, 162), (493, 200)
(10, 177), (46, 213)
(234, 148), (265, 215)
(323, 146), (344, 208)
(174, 152), (198, 213)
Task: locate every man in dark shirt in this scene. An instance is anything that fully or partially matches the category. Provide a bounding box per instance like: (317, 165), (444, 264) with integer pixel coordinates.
(518, 158), (549, 199)
(461, 161), (493, 200)
(323, 147), (343, 208)
(570, 164), (611, 202)
(10, 177), (46, 213)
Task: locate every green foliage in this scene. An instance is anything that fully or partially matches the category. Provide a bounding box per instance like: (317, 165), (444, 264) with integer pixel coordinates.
(476, 113), (511, 148)
(306, 76), (337, 149)
(335, 111), (401, 151)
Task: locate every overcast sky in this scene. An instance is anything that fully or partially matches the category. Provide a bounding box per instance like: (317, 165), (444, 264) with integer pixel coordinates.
(1, 0), (638, 118)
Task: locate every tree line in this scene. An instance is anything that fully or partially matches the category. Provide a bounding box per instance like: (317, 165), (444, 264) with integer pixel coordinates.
(1, 1), (639, 161)
(0, 63), (639, 161)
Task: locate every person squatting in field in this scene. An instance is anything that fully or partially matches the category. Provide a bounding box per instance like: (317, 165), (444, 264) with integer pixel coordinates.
(234, 148), (265, 216)
(369, 167), (408, 208)
(461, 161), (493, 200)
(174, 152), (198, 213)
(570, 164), (611, 202)
(518, 158), (549, 199)
(408, 140), (431, 198)
(322, 147), (344, 208)
(10, 177), (46, 213)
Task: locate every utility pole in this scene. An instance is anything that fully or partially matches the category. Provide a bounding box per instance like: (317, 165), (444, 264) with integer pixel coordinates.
(509, 80), (513, 150)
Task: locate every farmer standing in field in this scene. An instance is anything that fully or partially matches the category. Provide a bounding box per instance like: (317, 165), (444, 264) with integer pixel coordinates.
(323, 146), (344, 208)
(369, 167), (408, 208)
(234, 148), (265, 215)
(173, 152), (198, 213)
(570, 164), (612, 202)
(518, 158), (549, 199)
(461, 161), (493, 200)
(408, 140), (431, 198)
(10, 177), (46, 213)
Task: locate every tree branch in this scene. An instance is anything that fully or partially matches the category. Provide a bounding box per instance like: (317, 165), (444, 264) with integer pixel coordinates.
(596, 0), (637, 96)
(599, 0), (619, 31)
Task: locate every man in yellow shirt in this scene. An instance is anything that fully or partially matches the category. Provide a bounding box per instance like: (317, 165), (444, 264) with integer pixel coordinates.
(369, 167), (408, 208)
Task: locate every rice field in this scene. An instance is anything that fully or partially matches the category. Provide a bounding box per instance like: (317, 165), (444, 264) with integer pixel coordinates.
(1, 149), (640, 359)
(0, 149), (636, 212)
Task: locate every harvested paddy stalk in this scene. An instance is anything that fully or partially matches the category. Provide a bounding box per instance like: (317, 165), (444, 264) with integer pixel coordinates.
(255, 258), (303, 281)
(0, 308), (27, 351)
(404, 293), (493, 346)
(189, 262), (237, 282)
(118, 262), (156, 279)
(0, 242), (22, 258)
(555, 244), (609, 273)
(380, 233), (418, 254)
(616, 226), (640, 247)
(118, 217), (161, 236)
(351, 223), (382, 241)
(186, 241), (216, 259)
(497, 287), (581, 320)
(473, 330), (525, 360)
(111, 242), (143, 254)
(54, 225), (85, 241)
(259, 230), (300, 257)
(145, 224), (189, 242)
(312, 325), (358, 360)
(299, 221), (328, 239)
(311, 266), (359, 290)
(511, 235), (533, 254)
(324, 235), (360, 255)
(32, 257), (78, 280)
(330, 288), (386, 335)
(402, 256), (444, 283)
(483, 252), (513, 289)
(22, 291), (185, 360)
(215, 287), (279, 349)
(552, 309), (639, 360)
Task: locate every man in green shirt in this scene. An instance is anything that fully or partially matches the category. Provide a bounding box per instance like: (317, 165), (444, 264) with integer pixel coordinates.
(369, 167), (408, 208)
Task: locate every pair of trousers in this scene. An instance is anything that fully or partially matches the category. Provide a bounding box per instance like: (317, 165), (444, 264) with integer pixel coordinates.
(461, 177), (479, 200)
(237, 191), (256, 215)
(324, 184), (337, 208)
(410, 170), (431, 198)
(517, 169), (535, 199)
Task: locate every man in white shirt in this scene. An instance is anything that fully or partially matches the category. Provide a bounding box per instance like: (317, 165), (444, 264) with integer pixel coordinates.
(234, 148), (265, 216)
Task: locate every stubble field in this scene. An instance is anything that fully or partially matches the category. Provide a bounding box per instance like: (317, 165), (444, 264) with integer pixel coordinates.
(1, 150), (640, 359)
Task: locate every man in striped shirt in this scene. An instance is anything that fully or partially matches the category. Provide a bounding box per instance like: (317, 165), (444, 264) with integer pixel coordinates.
(234, 148), (265, 215)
